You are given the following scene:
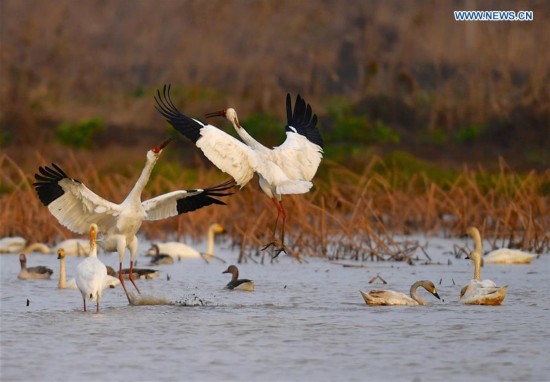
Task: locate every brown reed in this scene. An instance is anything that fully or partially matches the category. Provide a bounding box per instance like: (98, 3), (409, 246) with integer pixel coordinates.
(1, 153), (548, 261)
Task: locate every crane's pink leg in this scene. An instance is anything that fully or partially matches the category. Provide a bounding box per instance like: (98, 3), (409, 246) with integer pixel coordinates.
(83, 296), (87, 312)
(128, 260), (141, 294)
(271, 198), (281, 237)
(118, 262), (132, 303)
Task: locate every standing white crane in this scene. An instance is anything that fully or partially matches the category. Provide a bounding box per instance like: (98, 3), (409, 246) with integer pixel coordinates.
(155, 85), (323, 257)
(33, 139), (234, 302)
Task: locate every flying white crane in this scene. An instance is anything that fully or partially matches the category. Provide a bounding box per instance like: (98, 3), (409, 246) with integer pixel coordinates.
(33, 139), (234, 302)
(155, 85), (323, 257)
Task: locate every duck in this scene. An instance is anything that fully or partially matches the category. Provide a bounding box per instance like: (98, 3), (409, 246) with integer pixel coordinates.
(484, 248), (537, 265)
(222, 265), (254, 291)
(147, 245), (174, 265)
(360, 280), (441, 306)
(75, 224), (119, 312)
(459, 227), (508, 305)
(119, 268), (160, 280)
(147, 223), (225, 260)
(0, 237), (27, 253)
(18, 253), (53, 280)
(57, 248), (77, 289)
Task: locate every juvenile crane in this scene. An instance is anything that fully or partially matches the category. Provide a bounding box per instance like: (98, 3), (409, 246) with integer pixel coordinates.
(33, 139), (234, 302)
(155, 85), (323, 256)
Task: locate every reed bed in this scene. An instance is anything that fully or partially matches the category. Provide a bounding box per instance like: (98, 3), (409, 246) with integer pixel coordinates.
(1, 153), (548, 262)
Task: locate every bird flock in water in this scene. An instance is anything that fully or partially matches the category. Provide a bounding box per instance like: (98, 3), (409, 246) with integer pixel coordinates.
(5, 85), (538, 312)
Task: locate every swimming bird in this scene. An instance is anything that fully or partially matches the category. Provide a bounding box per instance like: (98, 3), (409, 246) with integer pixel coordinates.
(0, 237), (27, 253)
(155, 85), (323, 257)
(18, 253), (53, 280)
(459, 227), (508, 305)
(148, 247), (174, 266)
(119, 268), (160, 280)
(75, 224), (120, 312)
(147, 223), (225, 260)
(21, 242), (51, 254)
(33, 139), (234, 303)
(484, 248), (537, 265)
(222, 265), (254, 291)
(360, 280), (440, 306)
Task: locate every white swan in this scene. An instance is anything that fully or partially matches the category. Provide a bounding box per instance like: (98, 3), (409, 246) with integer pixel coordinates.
(0, 237), (27, 253)
(360, 280), (440, 306)
(18, 253), (53, 280)
(75, 224), (119, 312)
(22, 242), (51, 254)
(18, 239), (91, 256)
(459, 227), (508, 305)
(57, 248), (77, 289)
(484, 248), (537, 265)
(147, 223), (225, 260)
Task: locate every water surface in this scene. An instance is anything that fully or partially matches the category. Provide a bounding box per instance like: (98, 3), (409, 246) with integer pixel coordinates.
(1, 237), (549, 381)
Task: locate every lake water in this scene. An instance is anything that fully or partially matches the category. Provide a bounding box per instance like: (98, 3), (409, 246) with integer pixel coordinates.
(1, 236), (549, 381)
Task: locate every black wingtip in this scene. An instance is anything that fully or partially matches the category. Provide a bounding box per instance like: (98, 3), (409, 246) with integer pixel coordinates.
(285, 94), (323, 148)
(33, 163), (68, 206)
(154, 84), (202, 144)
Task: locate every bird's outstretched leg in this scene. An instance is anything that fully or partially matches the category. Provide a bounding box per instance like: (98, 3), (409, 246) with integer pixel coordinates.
(262, 200), (289, 258)
(117, 239), (132, 303)
(128, 236), (141, 294)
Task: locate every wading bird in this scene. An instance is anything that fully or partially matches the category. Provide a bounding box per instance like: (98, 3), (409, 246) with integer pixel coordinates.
(459, 227), (508, 305)
(33, 139), (234, 303)
(360, 280), (441, 306)
(155, 85), (323, 257)
(76, 224), (119, 312)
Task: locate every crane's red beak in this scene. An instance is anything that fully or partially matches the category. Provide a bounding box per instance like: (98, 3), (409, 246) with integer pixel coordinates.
(152, 138), (173, 153)
(205, 110), (226, 119)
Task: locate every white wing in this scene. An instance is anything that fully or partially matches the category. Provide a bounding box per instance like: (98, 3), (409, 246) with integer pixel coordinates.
(142, 179), (235, 221)
(33, 164), (122, 234)
(271, 132), (323, 181)
(196, 125), (258, 186)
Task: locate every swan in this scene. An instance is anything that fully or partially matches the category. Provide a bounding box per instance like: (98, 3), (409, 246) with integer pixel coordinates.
(0, 237), (27, 253)
(57, 248), (77, 289)
(459, 227), (508, 305)
(18, 239), (91, 256)
(147, 223), (225, 260)
(75, 224), (119, 312)
(484, 248), (537, 265)
(222, 265), (254, 291)
(360, 280), (441, 306)
(18, 253), (53, 280)
(21, 242), (51, 254)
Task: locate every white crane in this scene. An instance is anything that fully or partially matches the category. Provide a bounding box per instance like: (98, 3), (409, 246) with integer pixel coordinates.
(155, 85), (323, 257)
(33, 139), (234, 302)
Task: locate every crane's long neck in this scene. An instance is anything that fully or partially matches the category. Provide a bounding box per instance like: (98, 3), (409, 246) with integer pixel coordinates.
(207, 227), (216, 255)
(410, 281), (427, 306)
(125, 154), (157, 205)
(231, 120), (268, 152)
(58, 257), (66, 288)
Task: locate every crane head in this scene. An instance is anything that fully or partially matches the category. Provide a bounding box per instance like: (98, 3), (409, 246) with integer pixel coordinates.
(152, 138), (173, 154)
(205, 108), (241, 128)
